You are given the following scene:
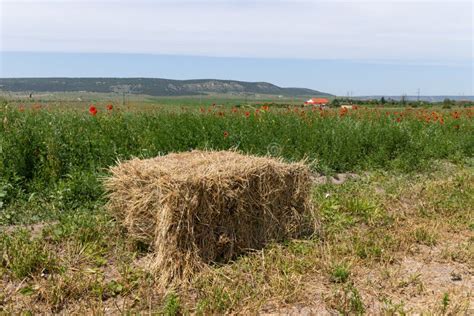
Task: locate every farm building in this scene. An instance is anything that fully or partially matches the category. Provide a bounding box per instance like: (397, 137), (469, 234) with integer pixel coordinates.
(304, 97), (329, 106)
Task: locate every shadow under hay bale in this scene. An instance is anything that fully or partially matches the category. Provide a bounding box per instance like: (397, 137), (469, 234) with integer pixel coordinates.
(105, 150), (315, 288)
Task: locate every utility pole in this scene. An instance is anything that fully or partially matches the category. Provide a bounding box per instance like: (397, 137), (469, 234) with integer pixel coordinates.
(417, 88), (420, 102)
(401, 93), (407, 106)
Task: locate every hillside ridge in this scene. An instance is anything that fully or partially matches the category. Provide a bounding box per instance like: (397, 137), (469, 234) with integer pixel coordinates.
(0, 78), (332, 97)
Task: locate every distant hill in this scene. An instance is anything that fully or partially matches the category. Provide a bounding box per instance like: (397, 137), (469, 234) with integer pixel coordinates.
(0, 78), (332, 97)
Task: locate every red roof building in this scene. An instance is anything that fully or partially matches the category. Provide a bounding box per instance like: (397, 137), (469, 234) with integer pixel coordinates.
(304, 98), (329, 105)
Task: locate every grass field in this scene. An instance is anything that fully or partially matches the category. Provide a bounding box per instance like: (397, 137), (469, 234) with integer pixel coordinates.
(0, 99), (473, 313)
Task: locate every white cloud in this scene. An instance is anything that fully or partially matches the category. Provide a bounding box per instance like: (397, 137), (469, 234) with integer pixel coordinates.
(0, 0), (472, 61)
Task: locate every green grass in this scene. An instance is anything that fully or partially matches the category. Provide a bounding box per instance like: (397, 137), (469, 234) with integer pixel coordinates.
(162, 292), (181, 316)
(0, 229), (59, 279)
(330, 263), (351, 283)
(1, 104), (472, 225)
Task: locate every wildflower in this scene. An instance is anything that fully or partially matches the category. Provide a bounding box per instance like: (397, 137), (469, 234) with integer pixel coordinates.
(106, 104), (113, 111)
(451, 111), (460, 119)
(339, 107), (348, 117)
(223, 131), (229, 138)
(439, 117), (444, 125)
(396, 117), (401, 123)
(200, 107), (205, 113)
(89, 105), (98, 116)
(245, 111), (250, 118)
(19, 105), (25, 112)
(454, 124), (460, 129)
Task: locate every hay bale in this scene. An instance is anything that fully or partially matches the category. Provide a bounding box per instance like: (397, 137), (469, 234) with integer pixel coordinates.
(105, 150), (314, 287)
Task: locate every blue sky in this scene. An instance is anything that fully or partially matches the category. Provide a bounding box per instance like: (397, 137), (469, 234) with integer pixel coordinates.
(0, 0), (472, 95)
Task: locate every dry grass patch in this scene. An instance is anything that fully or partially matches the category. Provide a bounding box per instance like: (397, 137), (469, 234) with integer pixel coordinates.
(1, 163), (472, 314)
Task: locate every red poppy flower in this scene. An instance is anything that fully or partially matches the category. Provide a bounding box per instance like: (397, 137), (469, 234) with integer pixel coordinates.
(223, 131), (229, 138)
(89, 105), (98, 116)
(245, 111), (250, 118)
(106, 104), (113, 111)
(396, 117), (401, 122)
(339, 107), (348, 117)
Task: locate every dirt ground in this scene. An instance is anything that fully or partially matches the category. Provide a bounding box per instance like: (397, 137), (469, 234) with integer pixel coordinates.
(1, 165), (473, 314)
(261, 236), (473, 315)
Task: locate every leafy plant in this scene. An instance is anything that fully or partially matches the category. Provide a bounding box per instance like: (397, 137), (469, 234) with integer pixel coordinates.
(330, 263), (351, 283)
(163, 292), (181, 316)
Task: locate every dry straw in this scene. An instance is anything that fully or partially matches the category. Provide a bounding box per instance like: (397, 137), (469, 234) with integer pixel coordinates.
(105, 150), (314, 288)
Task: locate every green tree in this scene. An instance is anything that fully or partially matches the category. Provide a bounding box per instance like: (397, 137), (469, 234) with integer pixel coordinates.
(442, 98), (453, 109)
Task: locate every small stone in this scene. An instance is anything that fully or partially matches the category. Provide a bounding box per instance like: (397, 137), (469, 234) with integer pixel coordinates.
(450, 272), (462, 281)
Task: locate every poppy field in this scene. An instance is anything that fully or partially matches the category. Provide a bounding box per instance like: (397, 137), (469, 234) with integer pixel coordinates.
(1, 103), (473, 215)
(0, 101), (473, 314)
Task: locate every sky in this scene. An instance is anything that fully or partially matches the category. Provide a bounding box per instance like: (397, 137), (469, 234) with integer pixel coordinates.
(0, 0), (472, 95)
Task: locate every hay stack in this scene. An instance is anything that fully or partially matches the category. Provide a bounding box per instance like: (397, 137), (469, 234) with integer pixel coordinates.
(105, 150), (313, 287)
